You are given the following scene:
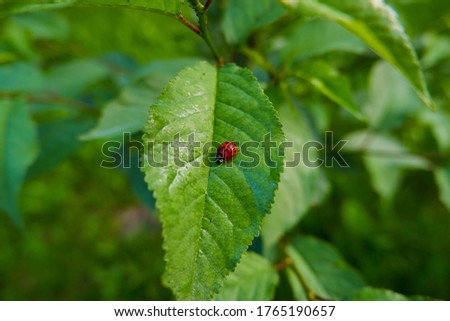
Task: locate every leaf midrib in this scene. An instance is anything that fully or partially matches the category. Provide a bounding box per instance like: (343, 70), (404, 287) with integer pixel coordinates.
(186, 65), (220, 300)
(5, 0), (182, 17)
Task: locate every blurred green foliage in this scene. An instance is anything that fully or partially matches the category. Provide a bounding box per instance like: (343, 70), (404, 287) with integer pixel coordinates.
(0, 6), (196, 300)
(0, 0), (449, 300)
(0, 143), (171, 300)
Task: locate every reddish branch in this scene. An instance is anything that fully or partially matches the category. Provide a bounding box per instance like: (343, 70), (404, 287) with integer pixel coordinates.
(177, 14), (201, 35)
(274, 257), (292, 271)
(204, 0), (213, 11)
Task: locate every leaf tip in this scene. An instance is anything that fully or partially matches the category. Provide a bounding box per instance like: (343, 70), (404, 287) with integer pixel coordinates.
(425, 97), (436, 112)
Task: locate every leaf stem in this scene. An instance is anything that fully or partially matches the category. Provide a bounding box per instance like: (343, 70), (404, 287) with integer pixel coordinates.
(282, 249), (333, 301)
(242, 47), (279, 80)
(187, 0), (223, 66)
(177, 14), (201, 35)
(204, 0), (213, 11)
(280, 81), (297, 114)
(274, 256), (292, 271)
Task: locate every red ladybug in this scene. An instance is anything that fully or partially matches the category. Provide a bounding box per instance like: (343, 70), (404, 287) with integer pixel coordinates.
(215, 141), (237, 163)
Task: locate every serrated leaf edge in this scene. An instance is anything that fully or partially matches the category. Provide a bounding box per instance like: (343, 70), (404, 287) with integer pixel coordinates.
(143, 62), (285, 300)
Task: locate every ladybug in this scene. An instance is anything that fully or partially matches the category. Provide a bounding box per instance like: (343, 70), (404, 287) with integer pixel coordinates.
(215, 141), (237, 163)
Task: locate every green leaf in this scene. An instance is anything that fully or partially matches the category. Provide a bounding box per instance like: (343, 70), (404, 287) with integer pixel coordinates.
(121, 152), (156, 210)
(28, 118), (94, 177)
(142, 61), (284, 300)
(78, 0), (181, 15)
(2, 16), (39, 60)
(387, 0), (450, 37)
(285, 267), (308, 300)
(422, 33), (450, 68)
(0, 0), (76, 16)
(344, 131), (431, 200)
(352, 287), (408, 301)
(262, 105), (329, 254)
(281, 18), (367, 62)
(214, 252), (279, 300)
(0, 62), (45, 93)
(286, 236), (365, 300)
(81, 74), (165, 140)
(1, 0), (182, 16)
(434, 168), (450, 213)
(294, 60), (362, 119)
(0, 99), (39, 224)
(82, 59), (199, 140)
(64, 8), (201, 63)
(46, 59), (110, 98)
(10, 11), (70, 41)
(419, 108), (450, 151)
(280, 0), (435, 110)
(364, 61), (421, 131)
(223, 0), (286, 46)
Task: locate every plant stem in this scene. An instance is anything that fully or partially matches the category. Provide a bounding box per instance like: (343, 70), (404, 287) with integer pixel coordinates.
(274, 256), (292, 271)
(280, 81), (297, 113)
(177, 14), (201, 35)
(198, 10), (223, 66)
(187, 0), (223, 66)
(241, 47), (280, 81)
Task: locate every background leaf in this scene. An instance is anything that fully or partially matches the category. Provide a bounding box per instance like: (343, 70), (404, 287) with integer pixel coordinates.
(1, 0), (182, 16)
(45, 59), (110, 98)
(142, 62), (284, 300)
(364, 61), (421, 131)
(120, 150), (156, 210)
(434, 168), (450, 213)
(0, 99), (39, 224)
(352, 287), (408, 300)
(214, 252), (279, 300)
(9, 11), (70, 41)
(285, 267), (308, 300)
(286, 236), (365, 300)
(82, 59), (199, 140)
(28, 118), (94, 177)
(281, 18), (367, 63)
(223, 0), (286, 46)
(0, 0), (72, 17)
(76, 0), (182, 15)
(262, 104), (329, 254)
(421, 34), (450, 69)
(294, 60), (362, 118)
(0, 62), (45, 93)
(419, 108), (450, 152)
(280, 0), (434, 110)
(344, 131), (431, 200)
